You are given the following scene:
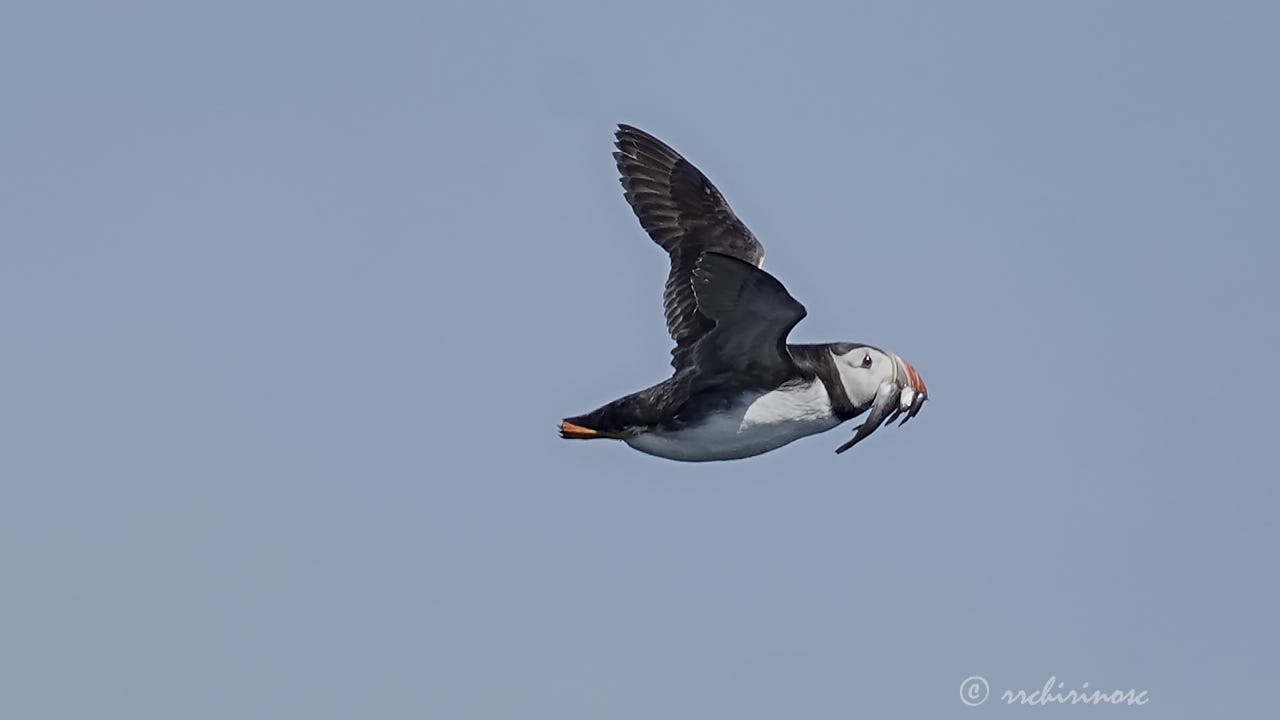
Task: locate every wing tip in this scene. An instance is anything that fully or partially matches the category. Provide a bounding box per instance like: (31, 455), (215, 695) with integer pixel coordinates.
(615, 124), (680, 164)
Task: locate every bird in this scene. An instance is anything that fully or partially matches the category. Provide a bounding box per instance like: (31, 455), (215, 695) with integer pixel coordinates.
(559, 124), (928, 461)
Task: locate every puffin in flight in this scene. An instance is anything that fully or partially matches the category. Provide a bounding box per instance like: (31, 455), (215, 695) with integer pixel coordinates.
(559, 125), (928, 461)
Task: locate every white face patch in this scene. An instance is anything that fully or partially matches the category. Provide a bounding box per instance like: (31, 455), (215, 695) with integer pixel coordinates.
(832, 347), (894, 407)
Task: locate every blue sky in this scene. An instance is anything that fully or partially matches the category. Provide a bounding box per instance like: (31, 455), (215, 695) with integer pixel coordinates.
(2, 1), (1277, 718)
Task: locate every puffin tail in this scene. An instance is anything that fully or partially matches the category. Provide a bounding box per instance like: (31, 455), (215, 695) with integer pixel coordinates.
(559, 419), (627, 440)
(559, 420), (605, 439)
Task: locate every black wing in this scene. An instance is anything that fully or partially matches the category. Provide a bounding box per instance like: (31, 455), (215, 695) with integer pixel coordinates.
(688, 253), (805, 381)
(614, 125), (765, 370)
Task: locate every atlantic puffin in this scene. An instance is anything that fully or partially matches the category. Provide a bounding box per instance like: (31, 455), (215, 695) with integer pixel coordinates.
(559, 125), (928, 461)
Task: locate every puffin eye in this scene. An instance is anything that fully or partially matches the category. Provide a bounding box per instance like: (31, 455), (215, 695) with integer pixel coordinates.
(861, 353), (873, 368)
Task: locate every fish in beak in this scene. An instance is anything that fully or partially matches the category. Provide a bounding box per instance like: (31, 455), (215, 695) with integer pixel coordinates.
(834, 353), (928, 454)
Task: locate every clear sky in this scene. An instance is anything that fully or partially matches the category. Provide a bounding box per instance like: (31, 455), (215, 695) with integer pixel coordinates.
(2, 1), (1277, 718)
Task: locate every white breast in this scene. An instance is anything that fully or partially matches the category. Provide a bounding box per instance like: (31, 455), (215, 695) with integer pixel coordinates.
(624, 380), (842, 461)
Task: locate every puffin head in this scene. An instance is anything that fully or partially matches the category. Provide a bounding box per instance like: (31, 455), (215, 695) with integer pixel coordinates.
(830, 344), (928, 453)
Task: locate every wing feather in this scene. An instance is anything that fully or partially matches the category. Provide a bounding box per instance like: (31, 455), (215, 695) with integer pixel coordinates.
(614, 125), (766, 370)
(689, 253), (805, 381)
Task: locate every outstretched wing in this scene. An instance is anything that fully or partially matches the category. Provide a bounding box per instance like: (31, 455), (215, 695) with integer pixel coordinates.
(688, 253), (805, 381)
(614, 124), (765, 370)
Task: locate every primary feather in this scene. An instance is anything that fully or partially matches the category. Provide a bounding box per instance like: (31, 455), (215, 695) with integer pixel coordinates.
(614, 124), (766, 369)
